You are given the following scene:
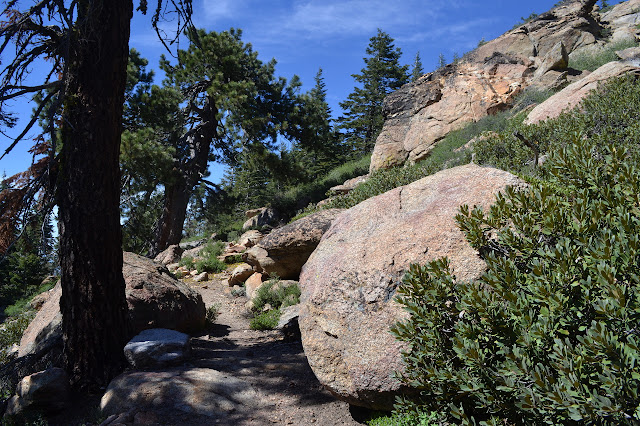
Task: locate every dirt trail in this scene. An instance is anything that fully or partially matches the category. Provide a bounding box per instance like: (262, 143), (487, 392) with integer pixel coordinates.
(182, 272), (364, 426)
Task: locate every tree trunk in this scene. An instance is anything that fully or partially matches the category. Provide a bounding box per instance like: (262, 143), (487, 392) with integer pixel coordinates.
(58, 0), (133, 392)
(149, 100), (217, 257)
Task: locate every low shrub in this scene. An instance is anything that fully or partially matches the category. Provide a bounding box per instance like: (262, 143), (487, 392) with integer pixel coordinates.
(0, 310), (35, 365)
(251, 278), (300, 313)
(569, 39), (638, 71)
(249, 309), (280, 330)
(178, 255), (194, 269)
(195, 256), (226, 274)
(392, 136), (640, 424)
(366, 410), (437, 426)
(474, 74), (640, 175)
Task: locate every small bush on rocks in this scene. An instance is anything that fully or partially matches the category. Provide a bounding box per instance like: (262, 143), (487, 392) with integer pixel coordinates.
(249, 278), (301, 330)
(392, 135), (640, 424)
(249, 309), (280, 330)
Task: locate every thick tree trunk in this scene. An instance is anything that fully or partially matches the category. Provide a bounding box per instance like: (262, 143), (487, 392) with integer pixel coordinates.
(58, 0), (133, 391)
(149, 100), (217, 257)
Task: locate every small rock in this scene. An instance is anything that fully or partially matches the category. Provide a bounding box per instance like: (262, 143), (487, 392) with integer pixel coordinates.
(154, 245), (184, 265)
(124, 328), (190, 369)
(194, 272), (208, 282)
(277, 305), (301, 341)
(228, 263), (254, 286)
(262, 304), (273, 312)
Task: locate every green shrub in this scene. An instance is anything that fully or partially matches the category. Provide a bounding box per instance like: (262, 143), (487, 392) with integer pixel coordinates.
(0, 310), (35, 365)
(474, 74), (640, 175)
(248, 278), (301, 330)
(366, 410), (437, 426)
(569, 39), (638, 71)
(195, 257), (226, 274)
(249, 309), (280, 330)
(178, 255), (194, 269)
(392, 136), (640, 424)
(251, 278), (300, 313)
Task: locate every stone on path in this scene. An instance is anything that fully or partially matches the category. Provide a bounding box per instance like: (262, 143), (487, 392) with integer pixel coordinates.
(124, 328), (190, 369)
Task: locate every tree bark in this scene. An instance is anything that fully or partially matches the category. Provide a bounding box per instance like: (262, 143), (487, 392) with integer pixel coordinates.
(149, 99), (217, 257)
(58, 0), (133, 392)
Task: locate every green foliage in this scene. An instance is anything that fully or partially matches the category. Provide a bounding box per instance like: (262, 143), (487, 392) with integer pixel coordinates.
(569, 39), (638, 71)
(251, 278), (300, 313)
(249, 309), (280, 330)
(178, 256), (194, 270)
(411, 51), (424, 82)
(474, 75), (640, 174)
(393, 134), (640, 424)
(0, 310), (35, 365)
(337, 29), (409, 155)
(366, 410), (438, 426)
(249, 278), (300, 330)
(194, 241), (227, 274)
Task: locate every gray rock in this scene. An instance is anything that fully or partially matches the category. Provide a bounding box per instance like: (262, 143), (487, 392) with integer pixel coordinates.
(4, 368), (70, 417)
(124, 329), (190, 369)
(277, 304), (300, 341)
(101, 367), (264, 418)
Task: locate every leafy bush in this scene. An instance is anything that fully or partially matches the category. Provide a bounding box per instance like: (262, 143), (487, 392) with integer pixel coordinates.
(249, 278), (301, 330)
(251, 278), (300, 313)
(474, 75), (640, 175)
(0, 310), (35, 365)
(195, 257), (226, 274)
(392, 136), (640, 424)
(249, 309), (280, 330)
(178, 255), (194, 269)
(366, 410), (437, 426)
(569, 39), (638, 71)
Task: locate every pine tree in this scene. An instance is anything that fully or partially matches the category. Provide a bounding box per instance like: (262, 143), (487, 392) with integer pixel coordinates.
(290, 68), (344, 179)
(438, 53), (447, 69)
(412, 51), (424, 82)
(337, 29), (409, 156)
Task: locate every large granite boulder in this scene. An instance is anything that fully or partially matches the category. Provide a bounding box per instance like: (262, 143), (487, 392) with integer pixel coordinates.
(526, 60), (640, 124)
(243, 209), (344, 280)
(18, 253), (206, 360)
(369, 0), (602, 172)
(123, 252), (206, 333)
(299, 164), (524, 410)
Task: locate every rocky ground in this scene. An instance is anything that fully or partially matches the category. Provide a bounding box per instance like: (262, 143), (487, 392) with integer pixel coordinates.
(180, 271), (365, 426)
(47, 271), (369, 426)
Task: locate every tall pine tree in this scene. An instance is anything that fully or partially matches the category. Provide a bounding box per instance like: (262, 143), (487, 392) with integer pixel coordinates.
(412, 51), (424, 82)
(337, 29), (409, 155)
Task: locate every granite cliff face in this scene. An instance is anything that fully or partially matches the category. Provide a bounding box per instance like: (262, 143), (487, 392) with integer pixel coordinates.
(369, 0), (640, 171)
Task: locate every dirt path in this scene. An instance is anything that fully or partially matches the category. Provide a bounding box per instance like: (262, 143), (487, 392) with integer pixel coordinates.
(181, 272), (365, 426)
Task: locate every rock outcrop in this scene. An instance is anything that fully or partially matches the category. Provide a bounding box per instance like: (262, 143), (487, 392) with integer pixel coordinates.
(526, 59), (640, 124)
(244, 209), (344, 280)
(298, 164), (524, 410)
(369, 0), (603, 172)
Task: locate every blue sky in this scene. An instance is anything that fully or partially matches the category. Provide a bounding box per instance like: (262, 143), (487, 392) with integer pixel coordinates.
(0, 0), (611, 182)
